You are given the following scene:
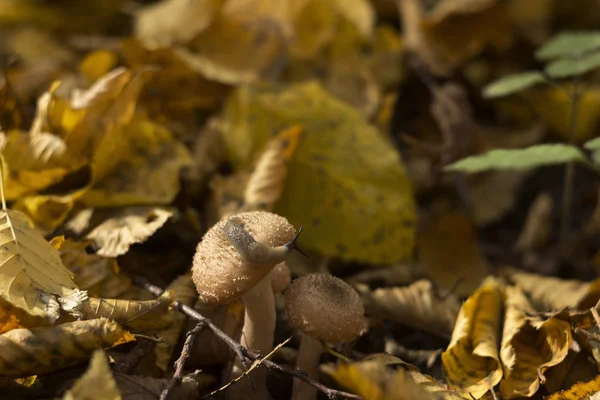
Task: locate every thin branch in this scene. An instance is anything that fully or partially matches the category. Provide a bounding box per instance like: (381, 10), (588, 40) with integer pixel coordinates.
(160, 322), (205, 400)
(135, 278), (362, 400)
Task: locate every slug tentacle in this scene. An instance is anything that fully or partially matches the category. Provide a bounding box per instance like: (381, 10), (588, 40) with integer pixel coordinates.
(223, 216), (306, 266)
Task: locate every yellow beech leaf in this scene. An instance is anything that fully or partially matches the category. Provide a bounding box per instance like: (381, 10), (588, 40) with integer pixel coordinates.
(81, 293), (173, 331)
(0, 209), (86, 322)
(80, 119), (192, 207)
(500, 286), (571, 398)
(63, 350), (121, 400)
(84, 207), (173, 257)
(221, 81), (416, 264)
(419, 213), (491, 297)
(243, 125), (303, 211)
(441, 277), (504, 399)
(52, 238), (136, 299)
(500, 267), (600, 311)
(325, 359), (462, 400)
(0, 318), (134, 377)
(0, 297), (48, 334)
(80, 50), (118, 83)
(154, 273), (199, 371)
(357, 280), (460, 339)
(547, 374), (600, 400)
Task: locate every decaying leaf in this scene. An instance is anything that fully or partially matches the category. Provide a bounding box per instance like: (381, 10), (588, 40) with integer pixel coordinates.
(85, 207), (173, 257)
(500, 286), (571, 398)
(243, 125), (303, 210)
(500, 267), (600, 311)
(547, 374), (600, 400)
(442, 277), (504, 399)
(63, 350), (121, 400)
(418, 213), (490, 297)
(0, 297), (47, 334)
(0, 318), (134, 377)
(357, 280), (460, 339)
(221, 81), (416, 264)
(0, 209), (86, 322)
(325, 358), (462, 400)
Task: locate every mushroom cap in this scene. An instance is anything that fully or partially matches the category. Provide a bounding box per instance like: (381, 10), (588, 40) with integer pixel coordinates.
(284, 273), (365, 343)
(271, 262), (291, 293)
(192, 211), (296, 305)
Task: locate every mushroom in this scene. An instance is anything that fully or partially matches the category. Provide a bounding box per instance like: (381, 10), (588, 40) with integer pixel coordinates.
(271, 262), (291, 294)
(191, 211), (301, 399)
(284, 273), (365, 400)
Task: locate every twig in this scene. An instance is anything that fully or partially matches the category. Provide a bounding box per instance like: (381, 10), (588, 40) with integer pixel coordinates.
(135, 277), (362, 400)
(160, 322), (205, 400)
(204, 337), (291, 399)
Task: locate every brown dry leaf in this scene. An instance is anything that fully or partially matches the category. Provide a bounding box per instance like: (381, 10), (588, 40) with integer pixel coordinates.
(357, 280), (460, 339)
(80, 118), (192, 207)
(513, 192), (553, 252)
(325, 358), (463, 400)
(500, 286), (571, 398)
(0, 318), (134, 377)
(13, 189), (88, 233)
(243, 125), (303, 210)
(500, 267), (600, 311)
(63, 350), (121, 400)
(547, 374), (600, 400)
(0, 297), (48, 334)
(418, 213), (490, 297)
(52, 238), (136, 299)
(85, 207), (173, 257)
(81, 292), (173, 331)
(441, 276), (504, 399)
(153, 273), (198, 371)
(0, 209), (86, 322)
(0, 75), (26, 131)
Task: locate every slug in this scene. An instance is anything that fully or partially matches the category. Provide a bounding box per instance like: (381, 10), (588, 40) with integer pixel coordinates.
(223, 216), (306, 266)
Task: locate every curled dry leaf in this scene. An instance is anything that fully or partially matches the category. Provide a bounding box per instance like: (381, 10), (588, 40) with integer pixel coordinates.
(500, 267), (600, 311)
(500, 286), (571, 398)
(357, 280), (460, 339)
(63, 350), (121, 400)
(441, 277), (504, 399)
(81, 292), (173, 331)
(85, 206), (173, 257)
(0, 209), (86, 322)
(325, 358), (462, 400)
(0, 318), (134, 377)
(243, 125), (303, 210)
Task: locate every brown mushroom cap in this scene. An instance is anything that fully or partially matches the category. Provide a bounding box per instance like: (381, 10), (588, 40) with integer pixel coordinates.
(284, 273), (365, 343)
(192, 211), (296, 305)
(271, 262), (291, 293)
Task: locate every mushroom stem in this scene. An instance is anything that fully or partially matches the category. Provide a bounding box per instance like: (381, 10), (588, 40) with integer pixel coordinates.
(227, 271), (275, 400)
(292, 334), (323, 400)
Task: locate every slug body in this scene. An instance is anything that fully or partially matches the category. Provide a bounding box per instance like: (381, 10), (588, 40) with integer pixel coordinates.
(224, 216), (292, 266)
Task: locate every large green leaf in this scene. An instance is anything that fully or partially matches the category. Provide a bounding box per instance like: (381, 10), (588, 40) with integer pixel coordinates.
(536, 31), (600, 60)
(482, 72), (547, 98)
(221, 81), (416, 264)
(445, 144), (586, 173)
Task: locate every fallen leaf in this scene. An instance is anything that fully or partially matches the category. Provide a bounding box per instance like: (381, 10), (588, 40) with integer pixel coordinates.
(500, 286), (571, 398)
(0, 318), (134, 377)
(0, 209), (86, 322)
(221, 81), (416, 264)
(442, 277), (504, 399)
(357, 280), (460, 339)
(547, 374), (600, 400)
(0, 297), (47, 334)
(85, 207), (173, 257)
(63, 350), (121, 400)
(418, 213), (490, 297)
(114, 372), (212, 400)
(80, 50), (118, 83)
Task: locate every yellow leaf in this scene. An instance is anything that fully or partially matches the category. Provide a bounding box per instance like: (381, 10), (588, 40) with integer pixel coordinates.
(80, 50), (118, 83)
(500, 286), (571, 398)
(221, 81), (416, 264)
(419, 213), (490, 297)
(0, 297), (48, 334)
(326, 359), (462, 400)
(442, 277), (504, 399)
(547, 374), (600, 400)
(289, 0), (337, 59)
(358, 280), (460, 339)
(0, 318), (134, 377)
(63, 350), (121, 400)
(0, 76), (25, 131)
(243, 125), (303, 210)
(330, 0), (374, 37)
(84, 207), (173, 257)
(0, 209), (86, 322)
(80, 119), (192, 207)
